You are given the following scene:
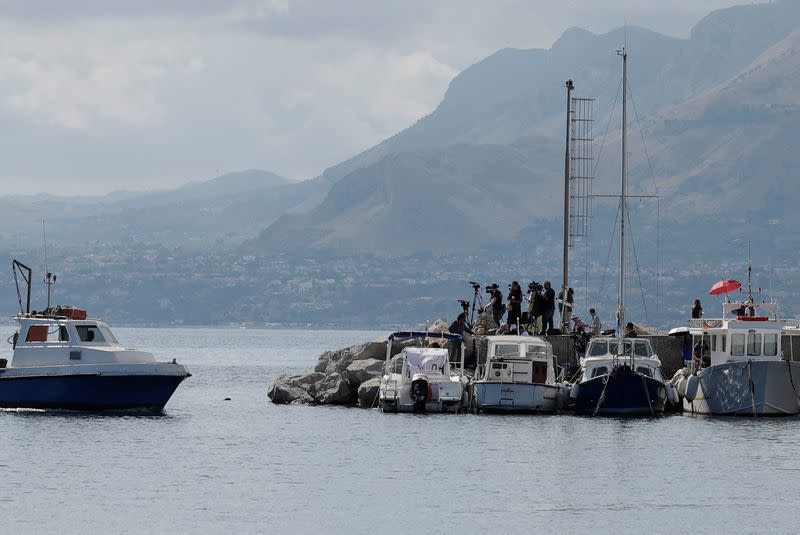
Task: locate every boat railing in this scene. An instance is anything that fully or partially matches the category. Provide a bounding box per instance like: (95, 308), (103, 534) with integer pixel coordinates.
(689, 318), (799, 329)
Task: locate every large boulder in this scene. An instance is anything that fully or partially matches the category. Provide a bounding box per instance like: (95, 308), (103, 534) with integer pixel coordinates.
(311, 372), (356, 404)
(427, 318), (449, 333)
(324, 348), (354, 375)
(267, 372), (323, 404)
(357, 377), (381, 407)
(472, 312), (497, 336)
(344, 358), (385, 386)
(350, 340), (388, 361)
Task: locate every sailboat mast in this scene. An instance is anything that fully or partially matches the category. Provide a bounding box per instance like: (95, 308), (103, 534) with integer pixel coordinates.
(562, 80), (573, 332)
(617, 47), (627, 344)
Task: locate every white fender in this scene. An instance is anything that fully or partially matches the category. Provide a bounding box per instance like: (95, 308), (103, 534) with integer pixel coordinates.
(665, 382), (679, 405)
(685, 375), (700, 402)
(569, 383), (580, 400)
(676, 376), (688, 399)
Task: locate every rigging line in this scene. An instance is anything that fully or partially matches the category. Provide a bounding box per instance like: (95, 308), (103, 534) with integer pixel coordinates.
(592, 77), (623, 180)
(598, 201), (622, 304)
(624, 199), (649, 323)
(627, 79), (661, 319)
(626, 79), (659, 196)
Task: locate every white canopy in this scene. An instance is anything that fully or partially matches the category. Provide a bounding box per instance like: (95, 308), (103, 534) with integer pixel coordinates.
(404, 347), (449, 377)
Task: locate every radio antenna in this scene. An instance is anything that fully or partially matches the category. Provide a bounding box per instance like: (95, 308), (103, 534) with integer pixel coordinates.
(42, 220), (56, 310)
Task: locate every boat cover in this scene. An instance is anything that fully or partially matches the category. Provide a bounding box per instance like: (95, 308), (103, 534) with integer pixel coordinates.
(404, 347), (449, 377)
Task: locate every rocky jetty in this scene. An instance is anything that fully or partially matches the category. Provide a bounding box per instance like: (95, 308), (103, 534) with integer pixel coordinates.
(268, 318), (462, 407)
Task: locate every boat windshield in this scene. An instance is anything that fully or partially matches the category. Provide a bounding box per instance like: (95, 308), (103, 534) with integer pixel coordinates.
(525, 344), (548, 359)
(76, 324), (118, 344)
(587, 339), (653, 357)
(494, 344), (521, 358)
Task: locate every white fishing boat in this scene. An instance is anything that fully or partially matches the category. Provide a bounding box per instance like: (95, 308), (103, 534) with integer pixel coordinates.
(378, 331), (467, 413)
(474, 335), (563, 413)
(0, 260), (190, 413)
(672, 273), (800, 416)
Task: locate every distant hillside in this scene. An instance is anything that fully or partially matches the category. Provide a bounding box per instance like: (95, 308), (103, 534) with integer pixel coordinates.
(251, 0), (800, 260)
(0, 169), (314, 250)
(320, 0), (800, 183)
(250, 137), (563, 255)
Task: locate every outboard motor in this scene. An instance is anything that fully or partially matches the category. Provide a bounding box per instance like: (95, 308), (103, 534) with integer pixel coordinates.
(410, 373), (430, 412)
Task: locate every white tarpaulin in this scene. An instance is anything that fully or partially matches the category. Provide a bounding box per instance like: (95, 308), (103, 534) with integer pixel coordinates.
(404, 347), (449, 377)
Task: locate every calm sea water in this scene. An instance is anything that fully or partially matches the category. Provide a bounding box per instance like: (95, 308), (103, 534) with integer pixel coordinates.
(1, 327), (799, 534)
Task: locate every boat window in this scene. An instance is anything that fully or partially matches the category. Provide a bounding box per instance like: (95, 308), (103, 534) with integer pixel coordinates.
(587, 341), (608, 356)
(720, 335), (726, 352)
(633, 340), (652, 358)
(635, 366), (652, 377)
(731, 334), (745, 356)
(494, 344), (520, 358)
(747, 333), (762, 357)
(525, 344), (547, 359)
(591, 366), (609, 378)
(25, 325), (49, 342)
(763, 333), (778, 357)
(98, 325), (118, 345)
(711, 335), (717, 352)
(76, 325), (106, 343)
(59, 325), (69, 342)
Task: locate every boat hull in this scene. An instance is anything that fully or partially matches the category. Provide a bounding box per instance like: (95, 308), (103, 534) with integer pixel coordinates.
(683, 360), (800, 416)
(474, 382), (561, 413)
(0, 367), (189, 413)
(573, 366), (666, 416)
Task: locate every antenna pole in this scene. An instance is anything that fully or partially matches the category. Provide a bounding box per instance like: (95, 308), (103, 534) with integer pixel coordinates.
(562, 79), (574, 333)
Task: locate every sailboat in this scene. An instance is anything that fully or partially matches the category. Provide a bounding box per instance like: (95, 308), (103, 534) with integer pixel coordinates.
(569, 47), (669, 416)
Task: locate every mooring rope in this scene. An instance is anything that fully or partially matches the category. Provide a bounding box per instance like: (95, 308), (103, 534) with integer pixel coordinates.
(641, 372), (654, 417)
(593, 373), (611, 417)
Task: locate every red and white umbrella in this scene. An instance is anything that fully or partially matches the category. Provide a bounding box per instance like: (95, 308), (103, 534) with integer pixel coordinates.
(708, 279), (741, 296)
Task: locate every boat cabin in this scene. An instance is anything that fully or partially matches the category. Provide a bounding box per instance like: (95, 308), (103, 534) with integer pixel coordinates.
(10, 314), (155, 368)
(581, 337), (663, 380)
(482, 336), (555, 384)
(688, 317), (782, 369)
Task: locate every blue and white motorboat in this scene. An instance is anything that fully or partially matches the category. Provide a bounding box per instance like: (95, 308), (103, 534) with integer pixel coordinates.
(0, 260), (190, 413)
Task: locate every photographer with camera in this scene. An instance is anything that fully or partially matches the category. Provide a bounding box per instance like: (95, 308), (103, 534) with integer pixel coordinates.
(506, 281), (523, 329)
(483, 283), (505, 326)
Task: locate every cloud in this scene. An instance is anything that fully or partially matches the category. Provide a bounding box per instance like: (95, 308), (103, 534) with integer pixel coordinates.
(0, 0), (746, 195)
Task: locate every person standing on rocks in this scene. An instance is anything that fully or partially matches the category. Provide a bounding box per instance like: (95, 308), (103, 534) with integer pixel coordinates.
(485, 283), (505, 327)
(542, 281), (556, 335)
(506, 281), (523, 329)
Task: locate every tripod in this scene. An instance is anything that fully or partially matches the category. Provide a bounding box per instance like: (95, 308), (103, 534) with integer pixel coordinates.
(468, 282), (484, 328)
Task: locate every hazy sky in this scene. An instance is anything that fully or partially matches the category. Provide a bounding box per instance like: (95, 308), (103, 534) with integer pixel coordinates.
(0, 0), (747, 195)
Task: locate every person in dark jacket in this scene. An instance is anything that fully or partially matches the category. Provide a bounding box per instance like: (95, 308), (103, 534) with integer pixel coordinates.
(448, 312), (473, 336)
(506, 281), (523, 329)
(542, 281), (556, 334)
(485, 283), (505, 326)
(691, 299), (703, 319)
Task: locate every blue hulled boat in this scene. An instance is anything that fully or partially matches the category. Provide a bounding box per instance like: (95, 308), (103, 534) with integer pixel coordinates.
(0, 260), (190, 413)
(570, 337), (668, 416)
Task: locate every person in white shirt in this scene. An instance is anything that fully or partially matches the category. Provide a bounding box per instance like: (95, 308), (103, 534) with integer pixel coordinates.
(589, 308), (601, 336)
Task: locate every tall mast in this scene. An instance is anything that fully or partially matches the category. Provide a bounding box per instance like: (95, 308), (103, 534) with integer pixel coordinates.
(562, 80), (574, 332)
(616, 47), (627, 346)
